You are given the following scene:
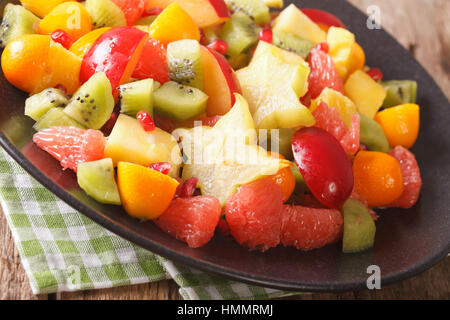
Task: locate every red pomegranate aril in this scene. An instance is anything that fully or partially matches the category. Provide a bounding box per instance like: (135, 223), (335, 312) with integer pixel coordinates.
(258, 28), (273, 43)
(366, 67), (383, 82)
(149, 162), (172, 175)
(142, 7), (163, 17)
(316, 41), (329, 53)
(101, 112), (118, 136)
(51, 29), (74, 49)
(136, 111), (155, 131)
(54, 84), (68, 94)
(207, 39), (228, 55)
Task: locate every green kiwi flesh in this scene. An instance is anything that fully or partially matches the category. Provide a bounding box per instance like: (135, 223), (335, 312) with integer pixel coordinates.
(0, 3), (40, 48)
(359, 114), (390, 153)
(153, 81), (208, 122)
(118, 79), (154, 117)
(77, 158), (121, 205)
(64, 72), (115, 130)
(25, 88), (69, 121)
(225, 0), (270, 25)
(219, 12), (259, 58)
(167, 39), (204, 90)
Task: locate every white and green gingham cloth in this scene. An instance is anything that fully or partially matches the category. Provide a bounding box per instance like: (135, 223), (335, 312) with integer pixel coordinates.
(0, 148), (293, 299)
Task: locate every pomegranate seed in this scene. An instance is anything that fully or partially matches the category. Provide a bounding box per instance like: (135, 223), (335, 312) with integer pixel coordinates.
(366, 67), (383, 82)
(136, 111), (155, 132)
(142, 7), (163, 17)
(149, 162), (172, 175)
(51, 30), (74, 50)
(258, 28), (273, 43)
(207, 39), (228, 55)
(316, 41), (329, 53)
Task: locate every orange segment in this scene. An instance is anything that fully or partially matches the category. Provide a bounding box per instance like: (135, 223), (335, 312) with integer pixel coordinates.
(117, 162), (180, 220)
(268, 152), (296, 202)
(38, 2), (92, 41)
(149, 2), (200, 45)
(69, 27), (111, 58)
(353, 151), (404, 207)
(1, 34), (51, 93)
(374, 103), (420, 149)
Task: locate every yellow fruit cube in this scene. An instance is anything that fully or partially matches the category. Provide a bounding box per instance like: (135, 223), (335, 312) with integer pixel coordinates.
(345, 70), (387, 119)
(327, 26), (355, 79)
(273, 4), (326, 44)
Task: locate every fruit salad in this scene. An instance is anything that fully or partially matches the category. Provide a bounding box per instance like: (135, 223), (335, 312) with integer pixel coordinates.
(0, 0), (422, 253)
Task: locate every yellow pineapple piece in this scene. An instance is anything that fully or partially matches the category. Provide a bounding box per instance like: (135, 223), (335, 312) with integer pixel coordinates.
(345, 70), (387, 119)
(263, 0), (283, 9)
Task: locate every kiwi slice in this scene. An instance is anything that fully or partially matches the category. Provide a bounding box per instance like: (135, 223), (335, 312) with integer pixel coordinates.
(77, 158), (121, 205)
(381, 80), (418, 108)
(85, 0), (127, 28)
(342, 199), (376, 253)
(219, 12), (259, 58)
(227, 52), (251, 70)
(153, 81), (208, 122)
(225, 0), (270, 25)
(203, 26), (220, 44)
(64, 72), (114, 129)
(0, 3), (40, 48)
(360, 114), (390, 153)
(273, 30), (315, 59)
(167, 39), (204, 90)
(33, 107), (85, 131)
(134, 15), (158, 26)
(118, 79), (154, 117)
(25, 88), (69, 121)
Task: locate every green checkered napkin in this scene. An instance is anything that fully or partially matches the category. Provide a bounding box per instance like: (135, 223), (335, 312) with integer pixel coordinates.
(0, 148), (293, 299)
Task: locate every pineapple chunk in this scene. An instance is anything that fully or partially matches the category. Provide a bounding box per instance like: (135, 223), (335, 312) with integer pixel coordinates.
(263, 0), (283, 9)
(273, 4), (326, 44)
(237, 41), (314, 129)
(345, 70), (387, 119)
(175, 94), (290, 205)
(311, 88), (357, 128)
(104, 114), (182, 177)
(327, 27), (356, 79)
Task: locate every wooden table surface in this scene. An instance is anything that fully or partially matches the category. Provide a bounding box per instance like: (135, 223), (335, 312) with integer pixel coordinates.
(1, 0), (449, 300)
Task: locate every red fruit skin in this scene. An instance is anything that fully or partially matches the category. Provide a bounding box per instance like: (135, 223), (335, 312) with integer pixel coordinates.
(205, 46), (242, 106)
(209, 0), (230, 18)
(307, 47), (344, 99)
(388, 146), (422, 209)
(111, 0), (145, 25)
(33, 127), (105, 172)
(154, 196), (222, 248)
(281, 205), (343, 250)
(292, 127), (354, 209)
(225, 178), (284, 252)
(132, 38), (169, 84)
(80, 27), (148, 90)
(301, 9), (346, 29)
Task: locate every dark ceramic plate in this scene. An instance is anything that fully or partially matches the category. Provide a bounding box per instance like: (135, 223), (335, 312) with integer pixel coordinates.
(0, 0), (449, 292)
